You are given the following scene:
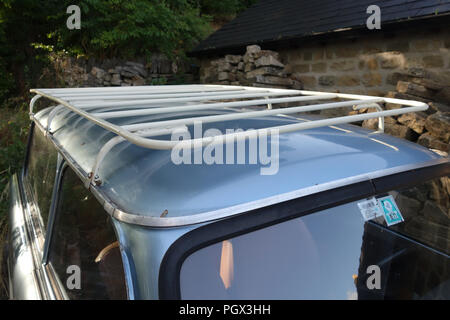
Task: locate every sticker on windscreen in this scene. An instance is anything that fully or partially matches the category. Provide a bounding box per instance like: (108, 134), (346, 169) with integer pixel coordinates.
(377, 195), (404, 226)
(357, 197), (383, 221)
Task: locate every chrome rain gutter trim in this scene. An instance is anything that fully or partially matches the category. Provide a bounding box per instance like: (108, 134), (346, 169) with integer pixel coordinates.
(105, 158), (448, 227)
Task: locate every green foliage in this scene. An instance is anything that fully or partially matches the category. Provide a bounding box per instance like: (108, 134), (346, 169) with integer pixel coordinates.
(53, 0), (212, 59)
(0, 16), (15, 101)
(0, 104), (29, 231)
(0, 56), (14, 104)
(0, 0), (257, 104)
(0, 105), (29, 194)
(0, 0), (62, 97)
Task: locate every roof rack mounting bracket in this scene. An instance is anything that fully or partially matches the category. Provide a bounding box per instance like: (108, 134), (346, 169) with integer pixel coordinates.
(353, 102), (384, 132)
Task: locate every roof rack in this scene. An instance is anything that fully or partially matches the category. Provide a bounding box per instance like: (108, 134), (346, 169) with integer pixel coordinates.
(30, 84), (428, 185)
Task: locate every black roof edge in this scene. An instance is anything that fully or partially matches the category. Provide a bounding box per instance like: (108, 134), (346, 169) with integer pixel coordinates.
(189, 13), (450, 58)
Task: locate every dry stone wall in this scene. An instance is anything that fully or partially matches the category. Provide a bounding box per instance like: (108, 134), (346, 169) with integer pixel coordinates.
(356, 68), (450, 153)
(200, 45), (303, 90)
(52, 54), (197, 88)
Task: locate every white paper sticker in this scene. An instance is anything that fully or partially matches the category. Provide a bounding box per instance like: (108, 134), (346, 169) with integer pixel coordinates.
(357, 197), (383, 221)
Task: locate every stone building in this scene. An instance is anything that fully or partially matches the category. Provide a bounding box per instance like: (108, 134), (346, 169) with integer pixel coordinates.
(192, 0), (450, 95)
(190, 0), (450, 152)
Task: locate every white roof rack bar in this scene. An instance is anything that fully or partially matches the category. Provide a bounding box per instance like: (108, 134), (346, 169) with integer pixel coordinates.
(34, 84), (226, 91)
(119, 98), (383, 132)
(33, 84), (265, 94)
(91, 94), (338, 119)
(74, 91), (317, 109)
(52, 87), (274, 97)
(36, 84), (299, 91)
(168, 105), (428, 150)
(48, 92), (298, 115)
(53, 89), (269, 100)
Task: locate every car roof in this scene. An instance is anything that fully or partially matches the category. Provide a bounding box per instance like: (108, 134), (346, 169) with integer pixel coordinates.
(34, 104), (443, 225)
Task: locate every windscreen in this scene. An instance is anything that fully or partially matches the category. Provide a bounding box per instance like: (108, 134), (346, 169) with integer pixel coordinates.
(180, 175), (449, 299)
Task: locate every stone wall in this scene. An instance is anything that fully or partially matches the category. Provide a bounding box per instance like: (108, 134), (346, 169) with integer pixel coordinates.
(198, 27), (449, 153)
(277, 27), (450, 96)
(200, 45), (302, 89)
(354, 68), (450, 153)
(200, 28), (450, 95)
(52, 54), (197, 88)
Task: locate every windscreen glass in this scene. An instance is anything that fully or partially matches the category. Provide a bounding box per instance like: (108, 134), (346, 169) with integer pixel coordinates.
(180, 176), (449, 299)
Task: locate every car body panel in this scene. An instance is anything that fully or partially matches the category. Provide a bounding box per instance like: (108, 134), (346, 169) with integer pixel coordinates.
(113, 220), (199, 299)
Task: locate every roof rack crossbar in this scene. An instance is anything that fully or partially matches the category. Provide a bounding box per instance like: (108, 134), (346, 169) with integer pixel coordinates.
(44, 91), (313, 132)
(73, 91), (311, 109)
(121, 105), (428, 151)
(33, 84), (268, 94)
(120, 98), (384, 132)
(90, 94), (338, 119)
(44, 91), (295, 130)
(53, 89), (270, 100)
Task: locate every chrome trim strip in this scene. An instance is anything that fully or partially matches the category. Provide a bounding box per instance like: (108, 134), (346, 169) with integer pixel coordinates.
(8, 174), (42, 300)
(111, 157), (448, 227)
(39, 264), (57, 300)
(42, 154), (65, 264)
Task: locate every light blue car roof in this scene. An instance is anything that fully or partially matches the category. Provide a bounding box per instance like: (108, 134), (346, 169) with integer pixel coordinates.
(35, 106), (442, 220)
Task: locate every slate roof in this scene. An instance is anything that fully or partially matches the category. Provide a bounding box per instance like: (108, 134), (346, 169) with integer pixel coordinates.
(192, 0), (450, 55)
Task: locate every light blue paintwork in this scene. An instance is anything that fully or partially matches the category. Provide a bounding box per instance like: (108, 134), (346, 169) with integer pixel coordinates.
(112, 219), (200, 299)
(33, 105), (444, 299)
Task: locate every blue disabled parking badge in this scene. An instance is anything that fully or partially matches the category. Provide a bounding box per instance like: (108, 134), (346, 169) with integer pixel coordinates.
(378, 195), (404, 226)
